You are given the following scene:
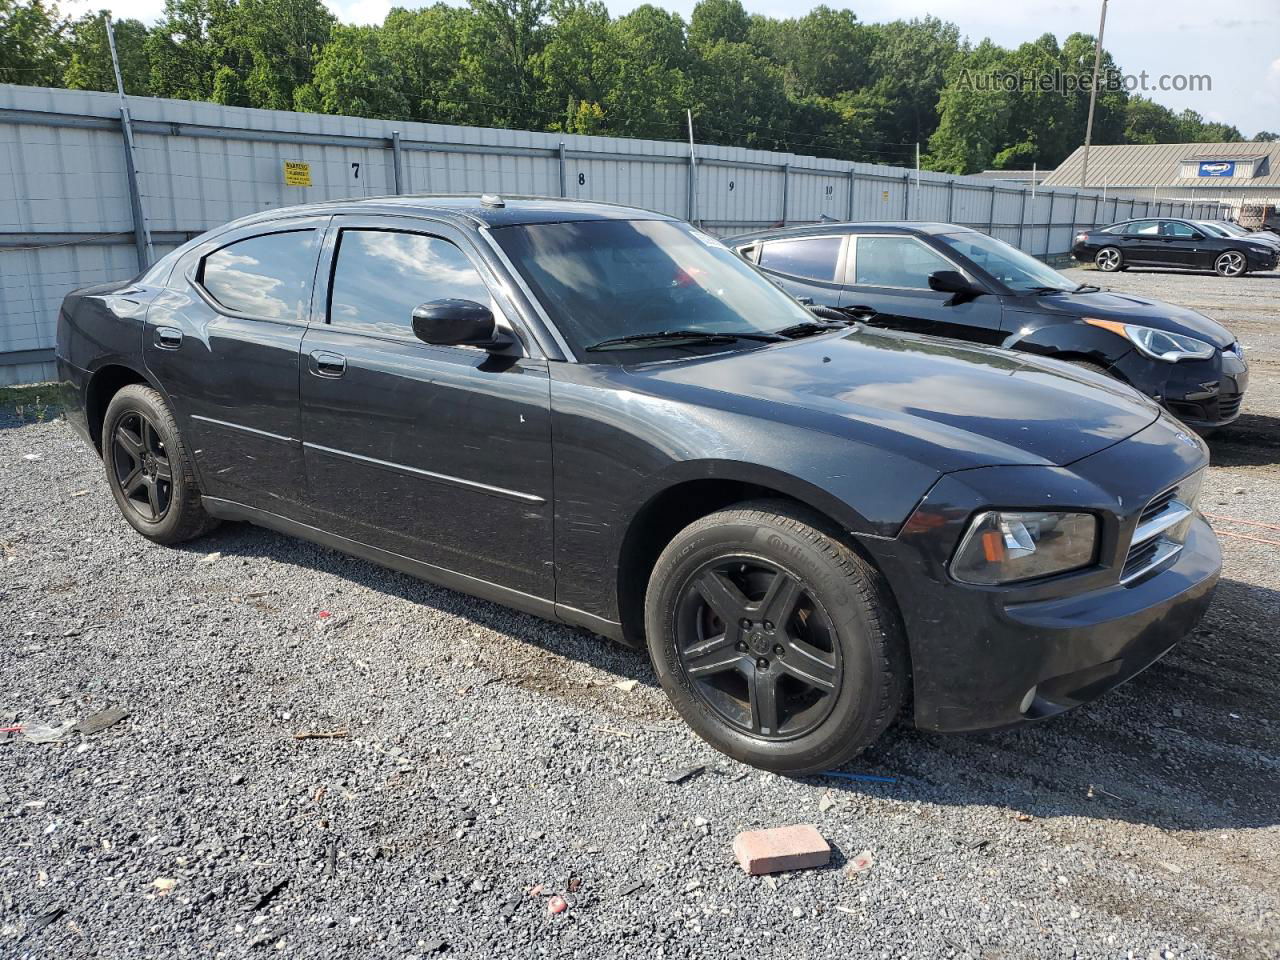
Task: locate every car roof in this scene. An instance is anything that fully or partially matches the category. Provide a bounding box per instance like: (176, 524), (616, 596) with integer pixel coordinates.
(724, 221), (977, 245)
(220, 195), (676, 232)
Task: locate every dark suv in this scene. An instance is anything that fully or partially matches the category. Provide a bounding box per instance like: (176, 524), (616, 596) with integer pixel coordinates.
(729, 222), (1248, 431)
(1072, 217), (1278, 277)
(57, 197), (1220, 774)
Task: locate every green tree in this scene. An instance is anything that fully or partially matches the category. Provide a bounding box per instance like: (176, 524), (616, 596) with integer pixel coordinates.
(298, 23), (407, 118)
(380, 4), (477, 124)
(927, 39), (1011, 173)
(144, 0), (235, 101)
(1255, 131), (1278, 142)
(63, 12), (151, 95)
(1123, 95), (1181, 144)
(688, 0), (749, 47)
(0, 0), (66, 86)
(462, 0), (550, 127)
(222, 0), (334, 111)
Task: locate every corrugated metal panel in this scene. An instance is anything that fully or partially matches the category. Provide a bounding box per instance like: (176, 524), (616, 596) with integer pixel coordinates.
(1, 83), (1229, 383)
(1045, 141), (1280, 189)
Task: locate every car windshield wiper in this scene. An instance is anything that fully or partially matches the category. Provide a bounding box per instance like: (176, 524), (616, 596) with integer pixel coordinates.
(1073, 283), (1101, 293)
(773, 319), (853, 339)
(1028, 285), (1073, 295)
(584, 329), (784, 352)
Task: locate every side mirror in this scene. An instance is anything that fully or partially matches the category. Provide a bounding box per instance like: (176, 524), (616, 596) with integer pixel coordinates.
(928, 270), (981, 304)
(411, 299), (513, 350)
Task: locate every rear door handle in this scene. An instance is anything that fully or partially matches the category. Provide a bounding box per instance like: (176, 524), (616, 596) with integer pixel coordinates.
(309, 350), (346, 378)
(154, 327), (183, 349)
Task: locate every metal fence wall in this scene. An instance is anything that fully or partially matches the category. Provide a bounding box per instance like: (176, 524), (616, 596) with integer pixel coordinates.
(1, 84), (1228, 386)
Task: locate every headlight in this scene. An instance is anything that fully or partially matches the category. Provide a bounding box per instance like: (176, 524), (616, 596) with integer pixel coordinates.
(951, 510), (1097, 585)
(1083, 318), (1215, 362)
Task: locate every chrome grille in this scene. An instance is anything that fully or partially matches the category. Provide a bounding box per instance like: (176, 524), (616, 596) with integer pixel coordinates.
(1120, 473), (1202, 585)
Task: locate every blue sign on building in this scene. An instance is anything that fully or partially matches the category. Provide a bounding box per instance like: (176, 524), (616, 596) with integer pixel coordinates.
(1198, 161), (1235, 178)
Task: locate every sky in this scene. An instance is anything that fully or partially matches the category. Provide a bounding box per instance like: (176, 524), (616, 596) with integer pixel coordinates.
(73, 0), (1280, 138)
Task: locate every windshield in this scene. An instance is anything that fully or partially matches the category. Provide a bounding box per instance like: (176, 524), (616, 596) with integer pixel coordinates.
(1196, 221), (1230, 237)
(491, 219), (816, 360)
(1212, 221), (1248, 237)
(934, 231), (1076, 293)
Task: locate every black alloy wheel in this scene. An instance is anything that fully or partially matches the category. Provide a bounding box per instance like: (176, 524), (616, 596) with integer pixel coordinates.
(101, 383), (217, 544)
(674, 556), (841, 739)
(645, 499), (907, 774)
(112, 411), (173, 522)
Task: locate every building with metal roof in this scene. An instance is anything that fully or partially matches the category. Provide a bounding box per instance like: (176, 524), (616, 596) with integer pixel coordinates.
(1042, 141), (1280, 225)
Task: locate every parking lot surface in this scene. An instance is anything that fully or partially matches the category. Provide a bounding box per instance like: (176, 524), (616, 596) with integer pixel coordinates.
(1, 267), (1277, 959)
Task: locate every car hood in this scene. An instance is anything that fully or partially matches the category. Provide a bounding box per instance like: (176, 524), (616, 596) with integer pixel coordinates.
(629, 328), (1161, 472)
(1025, 290), (1235, 347)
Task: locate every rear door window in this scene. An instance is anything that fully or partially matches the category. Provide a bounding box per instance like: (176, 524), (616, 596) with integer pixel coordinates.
(757, 236), (844, 281)
(1125, 221), (1160, 236)
(200, 230), (316, 321)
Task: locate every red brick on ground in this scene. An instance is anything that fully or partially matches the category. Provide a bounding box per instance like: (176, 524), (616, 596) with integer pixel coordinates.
(733, 824), (831, 875)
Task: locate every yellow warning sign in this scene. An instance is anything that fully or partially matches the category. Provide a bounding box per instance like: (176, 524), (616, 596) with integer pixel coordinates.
(881, 190), (890, 202)
(283, 161), (312, 187)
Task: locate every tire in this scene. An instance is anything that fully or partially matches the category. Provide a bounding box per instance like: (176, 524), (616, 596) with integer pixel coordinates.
(102, 384), (217, 544)
(644, 499), (907, 775)
(1094, 246), (1123, 272)
(1214, 250), (1247, 278)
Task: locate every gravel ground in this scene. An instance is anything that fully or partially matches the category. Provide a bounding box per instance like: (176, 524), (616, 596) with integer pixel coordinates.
(2, 267), (1278, 960)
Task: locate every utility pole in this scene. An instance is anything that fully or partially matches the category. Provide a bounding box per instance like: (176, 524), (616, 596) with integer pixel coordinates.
(106, 15), (154, 269)
(1079, 0), (1108, 190)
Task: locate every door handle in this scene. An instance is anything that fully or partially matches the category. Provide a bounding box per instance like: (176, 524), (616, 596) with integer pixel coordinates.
(154, 327), (183, 349)
(309, 350), (346, 378)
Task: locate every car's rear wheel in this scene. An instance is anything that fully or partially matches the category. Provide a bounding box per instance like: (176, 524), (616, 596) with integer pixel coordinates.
(102, 384), (217, 544)
(1094, 247), (1123, 272)
(644, 500), (907, 775)
(1215, 250), (1247, 278)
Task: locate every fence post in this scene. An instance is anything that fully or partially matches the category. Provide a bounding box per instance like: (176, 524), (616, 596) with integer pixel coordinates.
(390, 131), (403, 194)
(1045, 192), (1054, 257)
(847, 169), (856, 221)
(947, 179), (955, 223)
(781, 163), (790, 225)
(987, 183), (997, 233)
(1068, 192), (1080, 251)
(1017, 186), (1027, 251)
(558, 142), (567, 198)
(902, 172), (910, 220)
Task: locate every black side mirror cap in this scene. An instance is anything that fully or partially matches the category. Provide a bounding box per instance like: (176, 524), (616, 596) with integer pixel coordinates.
(928, 269), (981, 304)
(411, 299), (514, 351)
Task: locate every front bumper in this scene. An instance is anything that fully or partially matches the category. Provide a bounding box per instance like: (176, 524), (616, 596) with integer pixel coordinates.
(1113, 345), (1247, 432)
(866, 414), (1220, 733)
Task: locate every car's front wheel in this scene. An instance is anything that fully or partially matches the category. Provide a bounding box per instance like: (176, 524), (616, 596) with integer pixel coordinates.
(102, 384), (217, 544)
(1214, 250), (1247, 278)
(1094, 246), (1123, 272)
(645, 500), (907, 775)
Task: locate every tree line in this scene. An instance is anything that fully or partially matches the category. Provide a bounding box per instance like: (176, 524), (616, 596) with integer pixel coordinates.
(2, 0), (1274, 173)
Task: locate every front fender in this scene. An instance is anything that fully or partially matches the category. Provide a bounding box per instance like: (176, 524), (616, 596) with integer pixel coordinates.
(1002, 314), (1134, 370)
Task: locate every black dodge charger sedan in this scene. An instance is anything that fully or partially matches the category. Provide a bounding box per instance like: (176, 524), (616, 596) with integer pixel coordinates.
(56, 197), (1220, 774)
(729, 222), (1248, 431)
(1072, 217), (1278, 277)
